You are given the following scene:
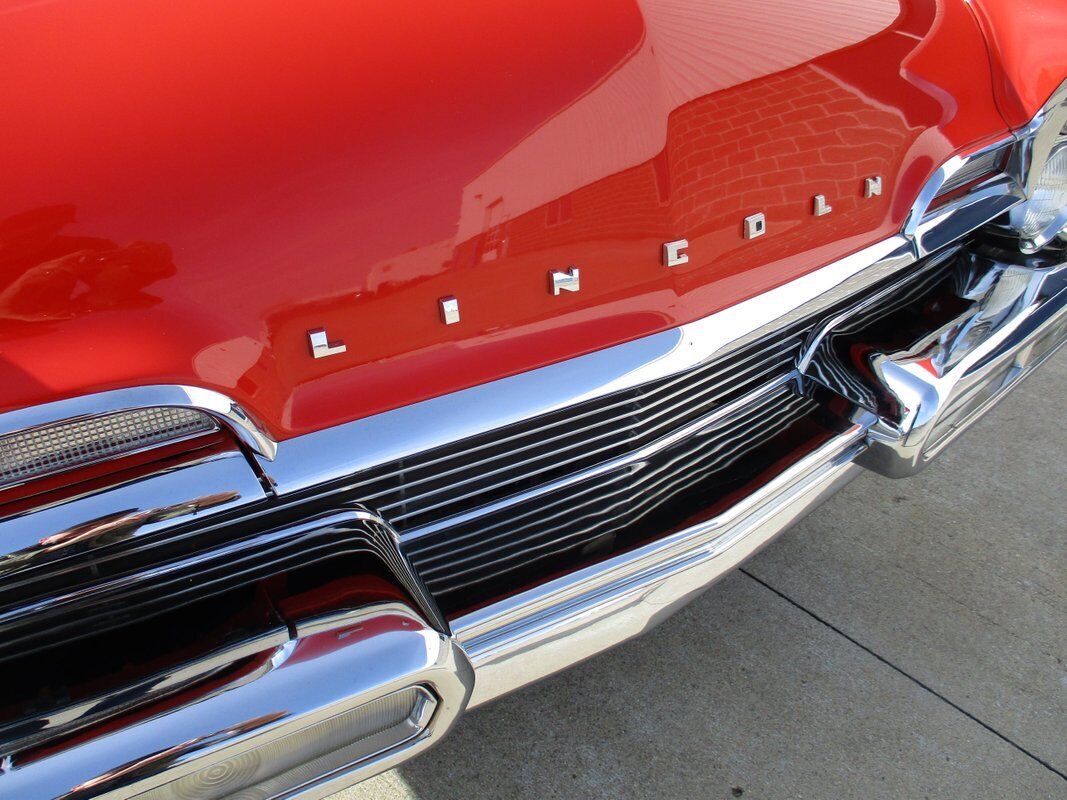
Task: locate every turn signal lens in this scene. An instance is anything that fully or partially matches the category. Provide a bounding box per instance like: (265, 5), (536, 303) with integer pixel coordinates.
(0, 407), (217, 489)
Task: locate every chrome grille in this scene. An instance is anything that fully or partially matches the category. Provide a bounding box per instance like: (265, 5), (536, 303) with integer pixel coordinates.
(348, 322), (819, 612)
(348, 328), (809, 534)
(334, 250), (969, 613)
(410, 384), (818, 603)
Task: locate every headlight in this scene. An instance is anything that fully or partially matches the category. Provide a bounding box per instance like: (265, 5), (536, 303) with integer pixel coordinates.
(1016, 141), (1067, 248)
(1009, 83), (1067, 253)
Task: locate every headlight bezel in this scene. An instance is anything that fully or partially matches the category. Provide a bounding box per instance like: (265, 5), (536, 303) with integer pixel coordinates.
(1007, 81), (1067, 253)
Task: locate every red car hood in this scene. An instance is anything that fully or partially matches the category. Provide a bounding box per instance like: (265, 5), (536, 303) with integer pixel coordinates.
(0, 0), (1011, 440)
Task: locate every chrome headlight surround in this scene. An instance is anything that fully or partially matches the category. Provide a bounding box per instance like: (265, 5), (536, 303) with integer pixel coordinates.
(1007, 80), (1067, 254)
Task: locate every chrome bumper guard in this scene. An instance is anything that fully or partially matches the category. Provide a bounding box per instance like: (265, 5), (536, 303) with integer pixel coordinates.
(0, 604), (473, 800)
(859, 251), (1067, 477)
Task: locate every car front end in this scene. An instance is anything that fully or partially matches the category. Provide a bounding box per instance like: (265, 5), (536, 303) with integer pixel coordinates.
(0, 1), (1064, 797)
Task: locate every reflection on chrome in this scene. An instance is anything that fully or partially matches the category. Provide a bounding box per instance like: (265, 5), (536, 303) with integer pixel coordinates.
(856, 251), (1066, 476)
(0, 448), (264, 578)
(1, 604), (473, 800)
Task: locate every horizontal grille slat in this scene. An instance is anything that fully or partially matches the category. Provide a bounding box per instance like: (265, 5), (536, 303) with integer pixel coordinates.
(413, 392), (806, 580)
(348, 335), (803, 524)
(351, 333), (803, 505)
(413, 385), (800, 573)
(0, 515), (415, 661)
(377, 346), (799, 527)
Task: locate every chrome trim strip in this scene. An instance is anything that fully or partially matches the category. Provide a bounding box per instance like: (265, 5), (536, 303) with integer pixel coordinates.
(0, 386), (278, 461)
(0, 507), (451, 641)
(456, 427), (869, 706)
(0, 448), (267, 578)
(257, 237), (915, 496)
(932, 142), (1013, 199)
(0, 603), (474, 800)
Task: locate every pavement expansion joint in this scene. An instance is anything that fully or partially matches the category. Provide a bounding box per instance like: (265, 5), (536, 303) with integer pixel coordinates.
(738, 568), (1067, 785)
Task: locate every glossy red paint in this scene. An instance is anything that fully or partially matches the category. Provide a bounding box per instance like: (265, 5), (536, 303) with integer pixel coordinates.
(0, 1), (1018, 440)
(968, 0), (1067, 128)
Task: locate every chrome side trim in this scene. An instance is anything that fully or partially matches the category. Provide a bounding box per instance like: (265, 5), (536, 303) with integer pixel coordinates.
(0, 448), (267, 578)
(456, 428), (869, 706)
(0, 603), (474, 800)
(0, 386), (278, 461)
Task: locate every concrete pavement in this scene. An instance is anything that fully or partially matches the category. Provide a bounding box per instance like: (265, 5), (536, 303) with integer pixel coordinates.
(339, 349), (1066, 800)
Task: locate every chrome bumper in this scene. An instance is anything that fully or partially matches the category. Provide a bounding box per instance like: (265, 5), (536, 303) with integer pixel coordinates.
(2, 604), (473, 800)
